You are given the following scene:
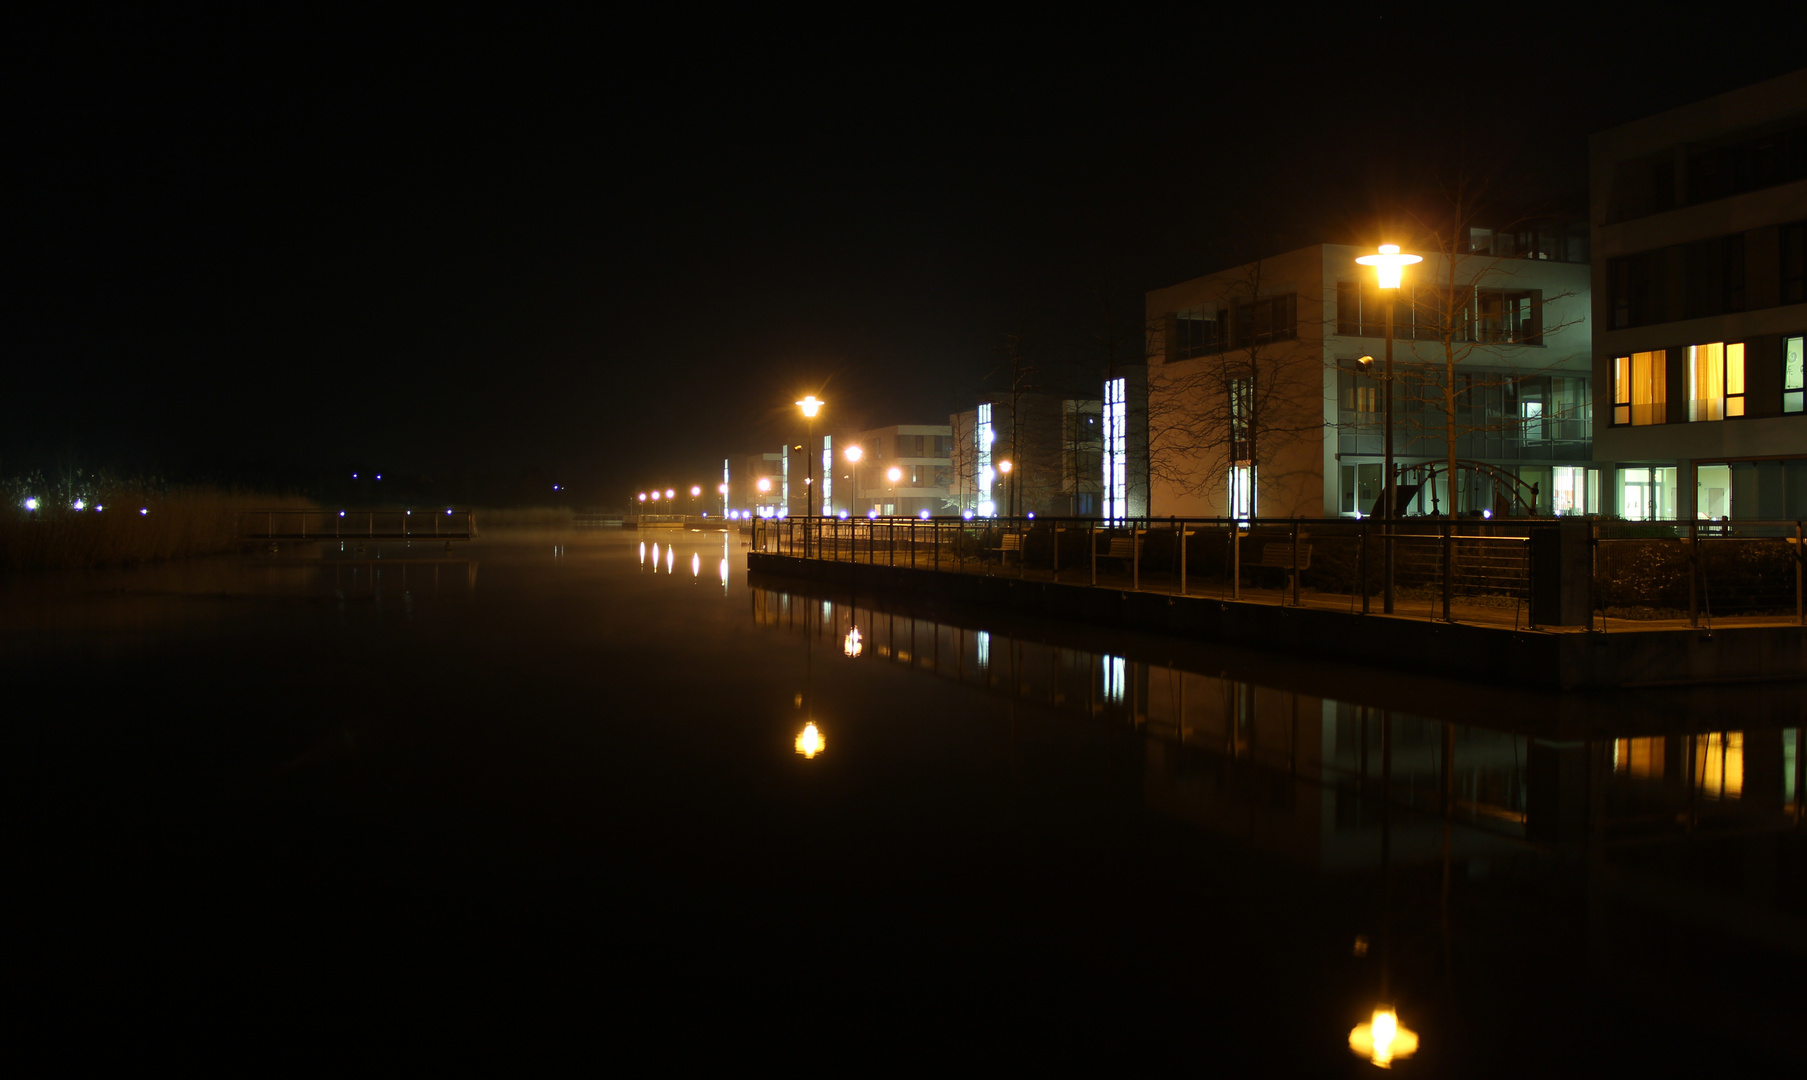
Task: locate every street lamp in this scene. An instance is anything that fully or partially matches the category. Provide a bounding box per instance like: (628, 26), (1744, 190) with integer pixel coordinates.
(886, 466), (902, 515)
(797, 397), (824, 553)
(843, 445), (864, 515)
(717, 481), (729, 519)
(1354, 242), (1421, 615)
(997, 459), (1013, 519)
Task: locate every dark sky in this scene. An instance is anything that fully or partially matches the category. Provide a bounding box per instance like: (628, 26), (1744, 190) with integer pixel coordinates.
(11, 9), (1805, 502)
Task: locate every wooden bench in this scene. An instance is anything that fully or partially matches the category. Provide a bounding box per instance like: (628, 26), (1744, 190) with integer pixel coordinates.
(1257, 542), (1312, 592)
(998, 532), (1025, 565)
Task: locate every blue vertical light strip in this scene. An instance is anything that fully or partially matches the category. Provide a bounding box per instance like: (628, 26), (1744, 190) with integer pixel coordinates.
(822, 435), (833, 515)
(976, 630), (990, 668)
(976, 403), (995, 516)
(1104, 655), (1124, 702)
(781, 444), (790, 514)
(1104, 378), (1127, 523)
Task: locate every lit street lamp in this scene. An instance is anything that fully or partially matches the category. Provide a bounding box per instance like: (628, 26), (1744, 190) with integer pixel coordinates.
(797, 396), (823, 551)
(1354, 243), (1421, 615)
(717, 481), (729, 519)
(997, 459), (1013, 519)
(886, 465), (902, 515)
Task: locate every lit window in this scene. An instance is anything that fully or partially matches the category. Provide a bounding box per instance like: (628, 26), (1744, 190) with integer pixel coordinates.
(1785, 335), (1804, 414)
(1686, 342), (1745, 421)
(1103, 378), (1127, 522)
(1613, 737), (1665, 779)
(1613, 351), (1665, 426)
(1551, 466), (1588, 515)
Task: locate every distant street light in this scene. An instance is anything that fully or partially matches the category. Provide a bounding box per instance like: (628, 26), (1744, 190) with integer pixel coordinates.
(1354, 242), (1422, 615)
(1348, 1007), (1418, 1067)
(997, 459), (1014, 518)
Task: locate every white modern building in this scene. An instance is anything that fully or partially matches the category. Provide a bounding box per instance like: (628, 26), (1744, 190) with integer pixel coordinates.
(1144, 237), (1594, 520)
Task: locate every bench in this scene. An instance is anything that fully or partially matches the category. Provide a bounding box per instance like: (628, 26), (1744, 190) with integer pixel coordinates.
(1095, 533), (1144, 573)
(997, 532), (1025, 565)
(1256, 542), (1312, 593)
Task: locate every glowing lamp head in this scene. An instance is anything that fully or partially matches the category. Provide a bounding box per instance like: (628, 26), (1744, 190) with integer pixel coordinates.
(886, 466), (902, 483)
(690, 486), (701, 497)
(24, 497), (39, 511)
(844, 445), (863, 463)
(867, 509), (878, 519)
(756, 477), (772, 493)
(717, 483), (728, 494)
(638, 493), (647, 502)
(1355, 243), (1422, 290)
(918, 509), (930, 520)
(796, 395), (823, 419)
(998, 460), (1012, 474)
(665, 489), (675, 499)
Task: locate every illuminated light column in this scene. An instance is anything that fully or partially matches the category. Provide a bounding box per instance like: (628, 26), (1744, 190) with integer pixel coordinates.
(1354, 243), (1421, 616)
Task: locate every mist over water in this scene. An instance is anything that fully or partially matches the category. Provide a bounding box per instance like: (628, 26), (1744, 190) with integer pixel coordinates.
(10, 529), (1801, 1069)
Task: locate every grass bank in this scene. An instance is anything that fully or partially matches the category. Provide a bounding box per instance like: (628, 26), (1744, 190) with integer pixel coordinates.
(0, 480), (311, 571)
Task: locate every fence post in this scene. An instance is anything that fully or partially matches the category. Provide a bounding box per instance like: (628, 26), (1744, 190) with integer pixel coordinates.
(1441, 520), (1452, 622)
(1180, 522), (1188, 597)
(1688, 519), (1699, 629)
(1232, 520), (1241, 601)
(1292, 519), (1302, 607)
(1360, 517), (1369, 615)
(1133, 523), (1141, 591)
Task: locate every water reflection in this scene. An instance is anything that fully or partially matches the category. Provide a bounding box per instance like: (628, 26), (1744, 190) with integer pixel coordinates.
(1349, 1007), (1418, 1068)
(748, 579), (1807, 858)
(795, 721), (825, 759)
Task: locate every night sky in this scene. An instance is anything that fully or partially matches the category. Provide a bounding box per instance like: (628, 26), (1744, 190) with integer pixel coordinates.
(11, 10), (1804, 503)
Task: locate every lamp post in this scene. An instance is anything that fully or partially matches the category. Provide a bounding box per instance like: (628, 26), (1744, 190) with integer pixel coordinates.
(796, 396), (823, 552)
(717, 482), (728, 519)
(997, 459), (1013, 520)
(886, 466), (902, 516)
(1355, 243), (1422, 615)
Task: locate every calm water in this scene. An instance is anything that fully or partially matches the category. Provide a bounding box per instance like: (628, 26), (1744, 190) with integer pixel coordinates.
(10, 529), (1803, 1070)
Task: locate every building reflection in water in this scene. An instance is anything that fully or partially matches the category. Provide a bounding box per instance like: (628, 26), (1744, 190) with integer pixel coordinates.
(748, 579), (1806, 858)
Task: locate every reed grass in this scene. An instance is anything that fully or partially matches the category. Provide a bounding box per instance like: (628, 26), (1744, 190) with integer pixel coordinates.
(0, 477), (312, 571)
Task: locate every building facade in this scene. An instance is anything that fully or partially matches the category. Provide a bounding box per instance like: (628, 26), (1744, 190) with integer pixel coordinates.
(1591, 69), (1807, 521)
(836, 424), (955, 517)
(1145, 238), (1593, 520)
(951, 392), (1105, 518)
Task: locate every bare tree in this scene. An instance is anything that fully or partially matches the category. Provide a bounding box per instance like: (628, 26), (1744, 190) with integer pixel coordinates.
(1148, 257), (1326, 518)
(1386, 180), (1588, 516)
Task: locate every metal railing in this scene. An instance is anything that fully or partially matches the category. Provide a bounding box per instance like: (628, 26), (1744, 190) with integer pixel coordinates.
(752, 514), (1806, 627)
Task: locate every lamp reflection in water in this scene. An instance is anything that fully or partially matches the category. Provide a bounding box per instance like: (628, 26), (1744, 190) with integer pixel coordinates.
(639, 541), (646, 565)
(665, 546), (675, 573)
(691, 552), (701, 578)
(795, 721), (826, 759)
(843, 626), (862, 657)
(1348, 1007), (1418, 1068)
(651, 542), (660, 572)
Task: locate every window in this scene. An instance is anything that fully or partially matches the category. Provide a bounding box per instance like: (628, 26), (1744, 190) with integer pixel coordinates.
(1608, 251), (1665, 329)
(1228, 465), (1253, 521)
(1613, 351), (1666, 426)
(1233, 294), (1296, 346)
(1475, 289), (1542, 344)
(1172, 307), (1221, 360)
(1619, 466), (1676, 520)
(1102, 379), (1126, 523)
(1339, 463), (1383, 515)
(1785, 335), (1804, 414)
(1551, 466), (1589, 515)
(1683, 233), (1747, 318)
(1229, 376), (1254, 462)
(1687, 125), (1807, 204)
(1686, 341), (1745, 421)
(1783, 222), (1805, 306)
(1337, 281), (1388, 337)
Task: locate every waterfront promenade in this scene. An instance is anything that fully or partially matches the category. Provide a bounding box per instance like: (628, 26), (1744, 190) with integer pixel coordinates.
(748, 516), (1806, 690)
